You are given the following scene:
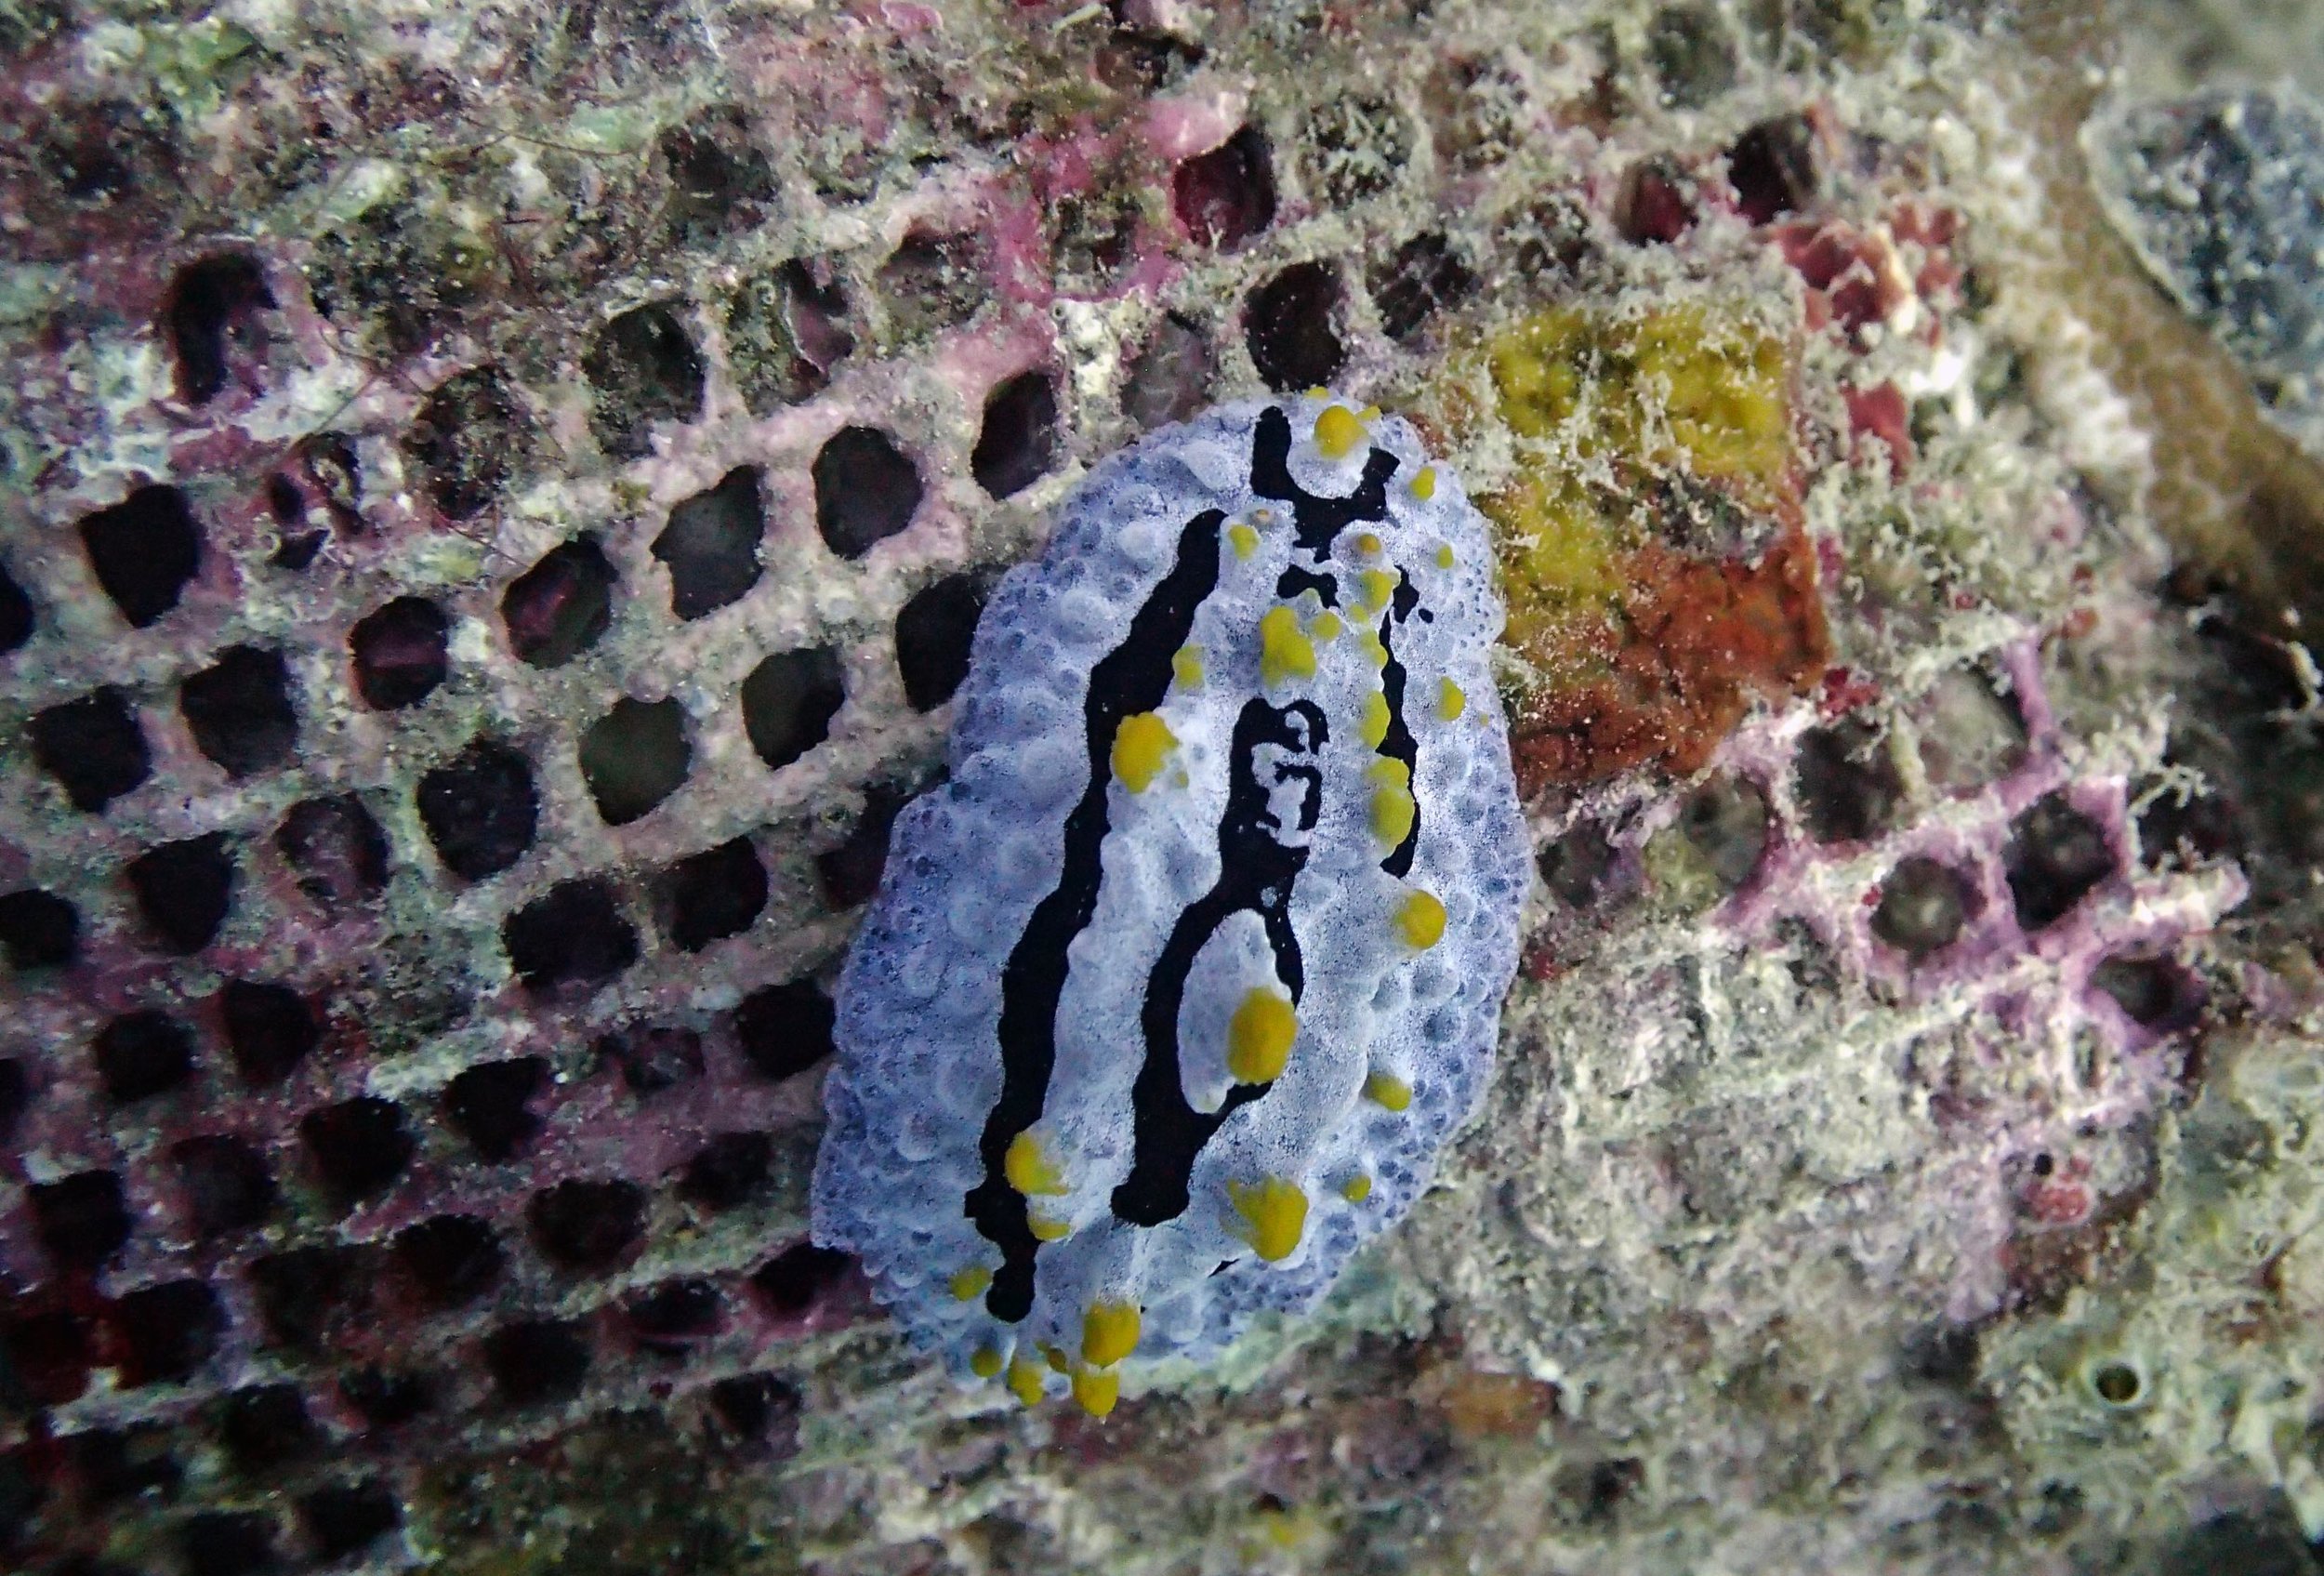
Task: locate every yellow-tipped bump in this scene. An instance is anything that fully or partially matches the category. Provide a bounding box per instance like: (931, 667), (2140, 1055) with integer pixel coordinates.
(1172, 644), (1205, 689)
(1260, 606), (1316, 689)
(1355, 629), (1389, 669)
(1029, 1212), (1073, 1241)
(1434, 542), (1455, 568)
(1412, 466), (1438, 501)
(1396, 889), (1446, 949)
(970, 1344), (1005, 1379)
(1314, 404), (1366, 460)
(1072, 1366), (1120, 1417)
(1112, 711), (1177, 793)
(1007, 1355), (1047, 1406)
(1366, 1071), (1413, 1111)
(1229, 1176), (1310, 1262)
(1340, 1173), (1373, 1203)
(1436, 677), (1466, 721)
(1310, 611), (1342, 642)
(1369, 760), (1416, 846)
(1229, 522), (1260, 558)
(1360, 568), (1397, 610)
(1358, 690), (1392, 748)
(1081, 1301), (1142, 1368)
(949, 1265), (993, 1302)
(1353, 531), (1383, 558)
(1227, 987), (1298, 1084)
(1042, 1342), (1071, 1373)
(1005, 1131), (1069, 1197)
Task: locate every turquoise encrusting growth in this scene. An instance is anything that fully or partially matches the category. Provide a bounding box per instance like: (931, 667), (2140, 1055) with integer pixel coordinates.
(812, 395), (1528, 1409)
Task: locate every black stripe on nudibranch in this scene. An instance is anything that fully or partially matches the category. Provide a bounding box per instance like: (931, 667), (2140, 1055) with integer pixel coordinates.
(967, 510), (1225, 1322)
(1248, 405), (1398, 559)
(1113, 697), (1329, 1228)
(1274, 565), (1340, 605)
(1376, 569), (1422, 879)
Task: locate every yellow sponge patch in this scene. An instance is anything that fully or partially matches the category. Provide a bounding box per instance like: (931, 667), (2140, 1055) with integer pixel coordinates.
(1358, 690), (1391, 748)
(949, 1265), (992, 1302)
(1260, 606), (1316, 688)
(1228, 1176), (1310, 1263)
(1360, 568), (1398, 611)
(1072, 1366), (1120, 1418)
(1172, 644), (1205, 689)
(1081, 1300), (1142, 1368)
(1396, 889), (1447, 949)
(1369, 760), (1416, 846)
(1436, 677), (1466, 720)
(1412, 466), (1438, 501)
(1111, 711), (1177, 793)
(1310, 611), (1342, 642)
(1314, 404), (1366, 459)
(1340, 1173), (1373, 1203)
(1365, 1070), (1413, 1111)
(1229, 522), (1260, 559)
(1227, 987), (1298, 1084)
(1005, 1131), (1069, 1197)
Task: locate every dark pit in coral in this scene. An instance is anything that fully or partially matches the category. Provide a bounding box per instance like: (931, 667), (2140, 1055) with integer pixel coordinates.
(0, 888), (79, 970)
(483, 1318), (591, 1408)
(31, 685), (152, 813)
(442, 1057), (548, 1161)
(1174, 126), (1275, 250)
(654, 466), (764, 619)
(248, 1246), (364, 1350)
(813, 427), (922, 558)
(876, 230), (986, 340)
(165, 253), (274, 404)
(816, 782), (911, 908)
(626, 1278), (723, 1349)
(392, 1215), (506, 1308)
(171, 1135), (277, 1237)
(1648, 2), (1736, 108)
(598, 1024), (704, 1096)
(416, 739), (538, 881)
(337, 1365), (434, 1429)
(93, 1007), (197, 1104)
(0, 560), (33, 652)
(1795, 718), (1903, 843)
(1728, 114), (1818, 224)
(176, 1509), (277, 1576)
(750, 1242), (852, 1316)
(79, 484), (203, 629)
(179, 644), (297, 777)
(217, 1384), (320, 1475)
(1371, 232), (1477, 342)
(528, 1179), (646, 1270)
(733, 979), (836, 1082)
(971, 370), (1061, 499)
(1680, 773), (1772, 890)
(349, 596), (451, 710)
(2006, 792), (2116, 930)
(410, 366), (521, 522)
(680, 1131), (772, 1210)
(1123, 311), (1214, 430)
(584, 301), (706, 459)
(300, 1097), (415, 1206)
(742, 645), (846, 771)
(502, 879), (640, 990)
(1245, 262), (1346, 392)
(1617, 159), (1697, 245)
(707, 1372), (803, 1448)
(726, 258), (853, 413)
(660, 837), (768, 952)
(113, 1279), (224, 1385)
(126, 832), (237, 954)
(894, 571), (992, 711)
(29, 1170), (132, 1271)
(220, 979), (323, 1086)
(661, 113), (775, 243)
(1870, 855), (1974, 960)
(2093, 955), (2200, 1030)
(1539, 822), (1622, 908)
(298, 1480), (401, 1562)
(580, 696), (692, 826)
(503, 536), (616, 667)
(276, 794), (390, 913)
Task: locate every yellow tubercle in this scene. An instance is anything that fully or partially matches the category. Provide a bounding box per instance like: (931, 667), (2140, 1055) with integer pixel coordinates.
(1304, 386), (1330, 400)
(1369, 760), (1416, 846)
(1310, 611), (1342, 642)
(1436, 677), (1467, 721)
(1260, 606), (1316, 688)
(1412, 466), (1438, 502)
(1226, 987), (1298, 1084)
(1228, 1176), (1310, 1263)
(1396, 889), (1447, 949)
(1355, 629), (1389, 669)
(1434, 543), (1455, 569)
(1365, 1070), (1413, 1111)
(1029, 1212), (1073, 1241)
(1004, 1130), (1069, 1197)
(1358, 690), (1391, 748)
(1357, 404), (1381, 423)
(1340, 1173), (1373, 1203)
(1353, 531), (1383, 558)
(970, 1344), (1005, 1379)
(1314, 404), (1366, 459)
(1228, 522), (1259, 559)
(1111, 711), (1177, 794)
(1172, 643), (1205, 690)
(1006, 1356), (1047, 1406)
(1042, 1342), (1071, 1373)
(1360, 568), (1398, 610)
(1072, 1366), (1120, 1418)
(949, 1265), (993, 1302)
(1081, 1301), (1142, 1368)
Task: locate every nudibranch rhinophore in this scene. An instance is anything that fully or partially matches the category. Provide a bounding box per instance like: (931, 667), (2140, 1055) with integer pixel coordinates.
(811, 393), (1528, 1414)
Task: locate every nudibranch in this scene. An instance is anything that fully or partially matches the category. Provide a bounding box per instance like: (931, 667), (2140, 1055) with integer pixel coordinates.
(812, 393), (1527, 1413)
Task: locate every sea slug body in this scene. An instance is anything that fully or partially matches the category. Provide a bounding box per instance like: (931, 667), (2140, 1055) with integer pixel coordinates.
(812, 393), (1529, 1408)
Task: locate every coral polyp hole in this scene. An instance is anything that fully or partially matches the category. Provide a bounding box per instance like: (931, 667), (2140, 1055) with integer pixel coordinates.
(1679, 773), (1772, 890)
(442, 1056), (548, 1160)
(409, 365), (521, 522)
(502, 536), (616, 668)
(733, 979), (837, 1082)
(5, 1306), (94, 1408)
(482, 1318), (591, 1408)
(31, 685), (152, 813)
(895, 571), (993, 712)
(180, 644), (298, 776)
(659, 837), (769, 953)
(0, 1060), (27, 1144)
(527, 1179), (647, 1270)
(0, 888), (80, 970)
(2093, 955), (2201, 1030)
(1244, 261), (1347, 392)
(216, 1384), (319, 1475)
(416, 738), (538, 881)
(349, 595), (450, 710)
(626, 1278), (723, 1350)
(79, 484), (203, 629)
(0, 560), (33, 653)
(654, 465), (765, 620)
(165, 253), (274, 404)
(220, 979), (323, 1086)
(727, 258), (853, 413)
(112, 1279), (224, 1385)
(972, 371), (1062, 500)
(707, 1373), (801, 1447)
(1173, 126), (1276, 251)
(92, 1007), (198, 1104)
(298, 1480), (402, 1562)
(597, 1023), (704, 1096)
(170, 1134), (277, 1237)
(501, 879), (640, 991)
(337, 1365), (433, 1428)
(2005, 792), (2117, 930)
(276, 794), (390, 913)
(1870, 855), (1975, 961)
(1727, 114), (1818, 226)
(249, 1246), (364, 1349)
(813, 427), (923, 559)
(1794, 718), (1903, 843)
(2088, 1358), (2145, 1409)
(750, 1242), (852, 1316)
(1370, 232), (1478, 342)
(742, 645), (846, 772)
(816, 782), (914, 909)
(1123, 311), (1214, 430)
(1616, 159), (1697, 245)
(392, 1214), (505, 1308)
(680, 1132), (772, 1210)
(176, 1510), (279, 1576)
(29, 1169), (132, 1271)
(579, 696), (692, 826)
(126, 832), (237, 955)
(583, 301), (706, 460)
(299, 1096), (415, 1206)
